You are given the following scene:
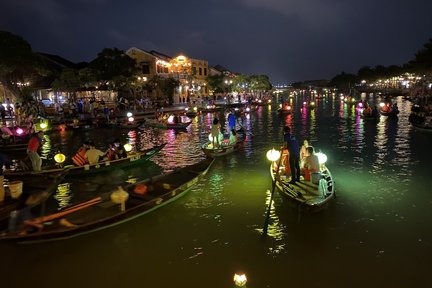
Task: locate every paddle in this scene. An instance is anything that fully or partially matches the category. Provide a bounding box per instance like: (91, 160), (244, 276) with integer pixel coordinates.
(262, 150), (283, 236)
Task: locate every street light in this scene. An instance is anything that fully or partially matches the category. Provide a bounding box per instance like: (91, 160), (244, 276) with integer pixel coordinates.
(225, 79), (233, 93)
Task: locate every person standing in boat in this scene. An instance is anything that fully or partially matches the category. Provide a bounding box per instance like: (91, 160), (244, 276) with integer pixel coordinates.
(85, 141), (105, 165)
(27, 130), (44, 171)
(211, 117), (221, 148)
(227, 110), (236, 133)
(284, 126), (300, 184)
(299, 139), (309, 168)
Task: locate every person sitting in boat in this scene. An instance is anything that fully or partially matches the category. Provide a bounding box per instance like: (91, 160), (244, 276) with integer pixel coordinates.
(229, 129), (239, 144)
(363, 106), (372, 116)
(392, 103), (399, 113)
(84, 141), (105, 165)
(105, 143), (118, 161)
(113, 139), (127, 158)
(302, 146), (320, 181)
(72, 141), (89, 166)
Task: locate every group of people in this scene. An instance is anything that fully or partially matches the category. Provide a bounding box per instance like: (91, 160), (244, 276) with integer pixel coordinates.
(209, 111), (241, 149)
(72, 139), (127, 166)
(282, 126), (320, 184)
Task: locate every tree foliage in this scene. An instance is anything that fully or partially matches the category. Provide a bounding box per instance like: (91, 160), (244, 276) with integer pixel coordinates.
(89, 48), (138, 91)
(0, 31), (47, 101)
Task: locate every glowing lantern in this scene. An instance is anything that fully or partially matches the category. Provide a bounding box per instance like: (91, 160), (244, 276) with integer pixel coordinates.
(279, 104), (282, 108)
(246, 107), (250, 112)
(303, 101), (307, 105)
(123, 143), (132, 152)
(185, 107), (189, 111)
(208, 133), (224, 143)
(126, 112), (133, 117)
(379, 102), (385, 108)
(128, 117), (134, 122)
(268, 99), (271, 103)
(233, 274), (247, 287)
(193, 106), (198, 112)
(54, 153), (66, 164)
(40, 122), (47, 129)
(110, 186), (129, 212)
(16, 127), (24, 135)
(287, 106), (291, 110)
(266, 148), (281, 162)
(358, 102), (363, 108)
(316, 152), (327, 165)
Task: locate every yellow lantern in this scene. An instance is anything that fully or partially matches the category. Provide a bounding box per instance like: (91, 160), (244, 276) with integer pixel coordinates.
(40, 122), (47, 130)
(266, 148), (281, 162)
(110, 186), (129, 212)
(54, 153), (66, 164)
(316, 152), (328, 165)
(123, 143), (132, 152)
(233, 274), (247, 287)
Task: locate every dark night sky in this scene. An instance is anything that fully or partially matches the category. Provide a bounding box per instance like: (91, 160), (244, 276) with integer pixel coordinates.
(1, 0), (431, 84)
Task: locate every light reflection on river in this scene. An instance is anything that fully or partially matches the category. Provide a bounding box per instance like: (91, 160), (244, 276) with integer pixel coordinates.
(1, 94), (432, 288)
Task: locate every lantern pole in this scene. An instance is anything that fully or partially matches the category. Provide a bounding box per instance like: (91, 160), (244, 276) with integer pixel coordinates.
(263, 148), (283, 236)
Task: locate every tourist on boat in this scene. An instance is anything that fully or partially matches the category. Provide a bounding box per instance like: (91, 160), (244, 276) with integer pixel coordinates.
(84, 141), (105, 165)
(283, 126), (300, 184)
(105, 143), (118, 161)
(211, 118), (221, 148)
(299, 139), (309, 168)
(363, 106), (372, 116)
(27, 131), (44, 171)
(113, 139), (127, 158)
(229, 129), (239, 144)
(72, 141), (89, 166)
(228, 110), (236, 132)
(302, 146), (320, 181)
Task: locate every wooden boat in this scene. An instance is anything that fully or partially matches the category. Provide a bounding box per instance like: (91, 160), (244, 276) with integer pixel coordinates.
(409, 114), (432, 133)
(0, 157), (214, 243)
(0, 142), (28, 152)
(199, 105), (221, 113)
(145, 118), (192, 129)
(4, 143), (166, 178)
(1, 171), (68, 229)
(380, 109), (399, 117)
(201, 130), (245, 157)
(270, 160), (335, 212)
(277, 104), (292, 114)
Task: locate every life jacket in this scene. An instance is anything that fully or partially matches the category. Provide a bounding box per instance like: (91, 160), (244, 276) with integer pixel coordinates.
(72, 147), (88, 166)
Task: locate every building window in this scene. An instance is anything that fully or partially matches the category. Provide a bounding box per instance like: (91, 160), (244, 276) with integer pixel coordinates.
(142, 63), (150, 74)
(192, 67), (197, 75)
(199, 67), (202, 76)
(204, 68), (207, 76)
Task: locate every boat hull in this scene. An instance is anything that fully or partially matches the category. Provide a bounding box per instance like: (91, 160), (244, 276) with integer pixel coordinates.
(0, 157), (214, 243)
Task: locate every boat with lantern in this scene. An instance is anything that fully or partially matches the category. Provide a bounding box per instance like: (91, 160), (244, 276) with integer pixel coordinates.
(199, 104), (221, 113)
(277, 103), (292, 114)
(0, 157), (214, 243)
(4, 143), (166, 178)
(267, 149), (335, 211)
(201, 128), (246, 157)
(144, 115), (192, 130)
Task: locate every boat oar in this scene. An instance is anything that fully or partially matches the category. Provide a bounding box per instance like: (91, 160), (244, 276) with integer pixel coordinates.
(25, 196), (102, 228)
(262, 150), (283, 236)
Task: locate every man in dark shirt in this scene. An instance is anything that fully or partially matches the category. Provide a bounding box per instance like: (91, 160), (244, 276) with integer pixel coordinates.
(283, 126), (300, 184)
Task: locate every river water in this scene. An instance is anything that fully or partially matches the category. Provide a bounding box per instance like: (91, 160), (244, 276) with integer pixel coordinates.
(1, 92), (431, 288)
